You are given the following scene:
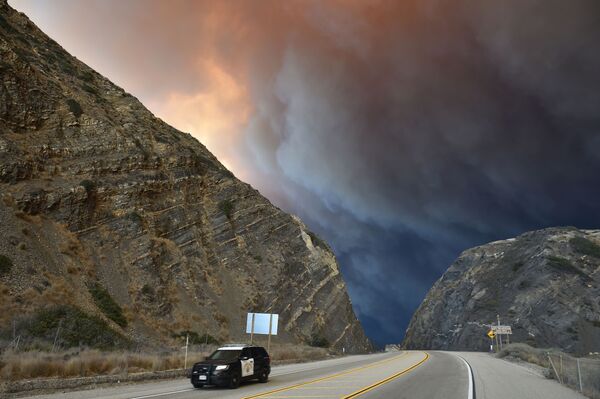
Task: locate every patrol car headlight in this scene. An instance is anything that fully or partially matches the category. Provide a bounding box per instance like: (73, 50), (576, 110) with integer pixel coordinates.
(215, 365), (229, 371)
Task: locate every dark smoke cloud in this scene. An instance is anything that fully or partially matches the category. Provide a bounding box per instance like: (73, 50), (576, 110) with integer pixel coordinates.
(12, 0), (600, 344)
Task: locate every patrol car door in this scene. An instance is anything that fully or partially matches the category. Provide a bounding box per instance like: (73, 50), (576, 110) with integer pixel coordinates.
(251, 347), (264, 373)
(240, 348), (254, 377)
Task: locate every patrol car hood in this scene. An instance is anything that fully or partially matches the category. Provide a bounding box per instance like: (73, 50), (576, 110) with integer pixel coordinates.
(195, 359), (234, 366)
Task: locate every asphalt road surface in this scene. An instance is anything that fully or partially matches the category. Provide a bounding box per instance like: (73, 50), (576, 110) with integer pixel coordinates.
(17, 351), (586, 399)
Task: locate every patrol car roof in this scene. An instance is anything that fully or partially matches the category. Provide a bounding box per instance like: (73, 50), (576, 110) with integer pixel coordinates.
(218, 343), (250, 350)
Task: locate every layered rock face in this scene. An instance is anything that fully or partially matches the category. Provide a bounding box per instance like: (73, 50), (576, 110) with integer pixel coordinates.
(403, 227), (600, 355)
(0, 1), (371, 352)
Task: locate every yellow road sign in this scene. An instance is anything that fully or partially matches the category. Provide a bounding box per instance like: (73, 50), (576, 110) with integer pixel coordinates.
(487, 330), (496, 339)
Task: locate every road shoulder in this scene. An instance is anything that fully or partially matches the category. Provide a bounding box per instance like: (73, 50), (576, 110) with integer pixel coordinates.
(456, 352), (587, 399)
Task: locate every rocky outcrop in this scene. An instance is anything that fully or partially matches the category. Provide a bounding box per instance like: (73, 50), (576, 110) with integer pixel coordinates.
(0, 1), (371, 352)
(402, 227), (600, 355)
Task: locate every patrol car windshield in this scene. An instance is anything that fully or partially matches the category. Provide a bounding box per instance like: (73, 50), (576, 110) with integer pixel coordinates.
(207, 349), (242, 361)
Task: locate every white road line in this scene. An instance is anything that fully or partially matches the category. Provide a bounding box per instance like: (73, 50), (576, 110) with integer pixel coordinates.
(455, 354), (475, 399)
(129, 388), (194, 399)
(270, 354), (393, 377)
(127, 355), (393, 399)
(125, 364), (359, 399)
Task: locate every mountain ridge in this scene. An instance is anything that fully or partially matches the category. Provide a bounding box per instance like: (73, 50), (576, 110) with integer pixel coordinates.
(0, 1), (372, 352)
(402, 226), (600, 354)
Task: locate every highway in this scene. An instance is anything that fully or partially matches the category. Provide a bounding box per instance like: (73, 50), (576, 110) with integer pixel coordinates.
(17, 351), (586, 399)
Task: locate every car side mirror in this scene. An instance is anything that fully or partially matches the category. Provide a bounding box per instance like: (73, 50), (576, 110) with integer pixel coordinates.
(240, 356), (249, 360)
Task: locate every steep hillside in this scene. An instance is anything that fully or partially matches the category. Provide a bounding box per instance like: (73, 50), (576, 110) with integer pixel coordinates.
(402, 227), (600, 354)
(0, 1), (371, 352)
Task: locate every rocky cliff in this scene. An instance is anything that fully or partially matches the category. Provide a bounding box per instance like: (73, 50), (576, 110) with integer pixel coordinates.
(402, 227), (600, 355)
(0, 1), (371, 352)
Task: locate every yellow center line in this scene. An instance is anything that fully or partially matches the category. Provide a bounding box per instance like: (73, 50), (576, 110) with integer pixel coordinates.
(289, 387), (358, 390)
(341, 352), (430, 399)
(263, 396), (338, 398)
(240, 352), (409, 399)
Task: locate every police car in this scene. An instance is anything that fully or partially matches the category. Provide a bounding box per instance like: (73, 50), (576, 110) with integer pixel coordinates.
(191, 344), (271, 389)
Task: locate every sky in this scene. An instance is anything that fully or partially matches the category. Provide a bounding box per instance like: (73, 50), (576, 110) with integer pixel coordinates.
(11, 0), (600, 346)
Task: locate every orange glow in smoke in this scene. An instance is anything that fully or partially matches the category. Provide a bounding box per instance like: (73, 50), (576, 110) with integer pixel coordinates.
(152, 59), (251, 179)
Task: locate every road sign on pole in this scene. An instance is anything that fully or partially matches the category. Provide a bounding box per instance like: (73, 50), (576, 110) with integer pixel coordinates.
(489, 315), (512, 352)
(246, 312), (279, 349)
(491, 326), (512, 335)
(246, 313), (279, 335)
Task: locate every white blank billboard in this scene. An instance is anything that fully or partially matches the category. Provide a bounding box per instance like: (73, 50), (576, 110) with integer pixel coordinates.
(246, 313), (278, 335)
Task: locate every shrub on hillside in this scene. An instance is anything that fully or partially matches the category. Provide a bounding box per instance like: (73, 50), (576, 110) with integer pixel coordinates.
(172, 330), (219, 345)
(546, 256), (588, 278)
(309, 333), (330, 348)
(17, 305), (129, 350)
(570, 236), (600, 258)
(0, 254), (13, 276)
(79, 179), (96, 193)
(512, 261), (524, 272)
(141, 284), (154, 298)
(66, 98), (83, 118)
(307, 231), (329, 250)
(88, 283), (127, 328)
(128, 211), (143, 224)
(218, 199), (234, 220)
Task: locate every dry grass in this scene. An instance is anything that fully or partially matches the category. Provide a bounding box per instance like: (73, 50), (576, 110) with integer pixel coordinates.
(498, 343), (600, 398)
(268, 343), (330, 363)
(212, 311), (228, 327)
(0, 348), (215, 381)
(0, 344), (331, 381)
(59, 239), (80, 256)
(66, 266), (79, 275)
(497, 343), (550, 367)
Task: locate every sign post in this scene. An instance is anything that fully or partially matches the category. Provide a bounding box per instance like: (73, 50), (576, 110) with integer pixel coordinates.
(489, 317), (512, 352)
(496, 331), (500, 352)
(487, 329), (495, 352)
(497, 315), (502, 351)
(183, 334), (189, 369)
(250, 313), (255, 344)
(267, 313), (273, 352)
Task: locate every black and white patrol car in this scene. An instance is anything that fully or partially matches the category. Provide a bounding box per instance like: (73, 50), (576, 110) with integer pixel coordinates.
(190, 344), (271, 389)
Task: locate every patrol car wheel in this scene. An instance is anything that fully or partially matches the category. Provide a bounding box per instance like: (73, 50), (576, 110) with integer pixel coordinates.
(229, 372), (241, 389)
(258, 369), (269, 383)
